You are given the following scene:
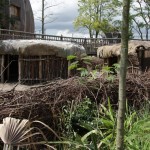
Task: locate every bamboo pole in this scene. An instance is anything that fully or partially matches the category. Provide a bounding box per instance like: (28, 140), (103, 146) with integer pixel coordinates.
(7, 55), (9, 81)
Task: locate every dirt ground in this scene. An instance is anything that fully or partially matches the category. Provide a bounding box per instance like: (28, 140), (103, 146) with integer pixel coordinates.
(0, 83), (37, 91)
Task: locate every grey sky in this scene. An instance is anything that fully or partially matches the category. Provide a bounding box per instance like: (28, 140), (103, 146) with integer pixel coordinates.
(30, 0), (89, 37)
(30, 0), (149, 39)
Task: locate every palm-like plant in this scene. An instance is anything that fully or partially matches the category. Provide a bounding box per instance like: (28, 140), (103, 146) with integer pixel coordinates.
(0, 117), (40, 150)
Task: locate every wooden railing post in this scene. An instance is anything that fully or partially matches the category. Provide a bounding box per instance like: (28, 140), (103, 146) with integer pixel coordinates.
(60, 35), (63, 41)
(39, 56), (42, 82)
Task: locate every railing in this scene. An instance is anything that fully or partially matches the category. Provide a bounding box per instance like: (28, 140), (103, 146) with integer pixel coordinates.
(0, 29), (122, 55)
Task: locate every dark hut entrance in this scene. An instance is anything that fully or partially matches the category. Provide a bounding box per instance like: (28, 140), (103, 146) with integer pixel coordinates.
(104, 56), (118, 74)
(108, 56), (118, 67)
(4, 55), (18, 82)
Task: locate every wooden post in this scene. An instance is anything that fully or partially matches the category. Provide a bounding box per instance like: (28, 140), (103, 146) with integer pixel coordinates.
(7, 55), (9, 81)
(1, 55), (4, 83)
(39, 56), (42, 82)
(68, 60), (71, 78)
(18, 55), (22, 84)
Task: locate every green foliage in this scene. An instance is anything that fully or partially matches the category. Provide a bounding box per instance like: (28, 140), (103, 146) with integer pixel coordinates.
(60, 98), (150, 150)
(77, 68), (89, 77)
(67, 55), (120, 81)
(74, 0), (122, 38)
(101, 64), (120, 82)
(67, 55), (93, 77)
(67, 55), (77, 61)
(68, 61), (79, 70)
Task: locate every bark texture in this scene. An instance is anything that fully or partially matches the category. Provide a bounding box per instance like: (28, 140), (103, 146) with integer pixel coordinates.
(116, 0), (131, 149)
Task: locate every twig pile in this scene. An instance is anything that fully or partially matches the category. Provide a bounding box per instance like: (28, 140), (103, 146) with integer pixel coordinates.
(0, 73), (149, 135)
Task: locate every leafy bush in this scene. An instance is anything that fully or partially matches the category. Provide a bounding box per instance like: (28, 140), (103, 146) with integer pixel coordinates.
(61, 98), (150, 150)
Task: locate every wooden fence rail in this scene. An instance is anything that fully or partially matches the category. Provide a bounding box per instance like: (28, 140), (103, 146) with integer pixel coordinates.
(0, 29), (122, 55)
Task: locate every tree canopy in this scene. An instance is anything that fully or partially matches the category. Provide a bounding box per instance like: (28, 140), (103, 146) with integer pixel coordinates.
(74, 0), (122, 38)
(74, 0), (150, 40)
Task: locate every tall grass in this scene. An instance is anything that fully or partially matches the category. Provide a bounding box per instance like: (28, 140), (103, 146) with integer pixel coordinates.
(60, 98), (150, 150)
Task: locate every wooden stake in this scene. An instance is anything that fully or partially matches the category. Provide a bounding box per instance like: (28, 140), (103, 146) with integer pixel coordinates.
(39, 56), (42, 82)
(18, 55), (22, 84)
(1, 55), (4, 83)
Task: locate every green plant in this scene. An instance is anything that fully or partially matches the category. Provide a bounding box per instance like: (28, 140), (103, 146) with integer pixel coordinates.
(67, 55), (94, 77)
(60, 99), (150, 150)
(0, 117), (58, 150)
(124, 105), (150, 150)
(101, 63), (120, 82)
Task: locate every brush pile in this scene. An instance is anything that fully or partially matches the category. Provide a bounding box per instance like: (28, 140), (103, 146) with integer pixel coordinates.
(0, 72), (149, 136)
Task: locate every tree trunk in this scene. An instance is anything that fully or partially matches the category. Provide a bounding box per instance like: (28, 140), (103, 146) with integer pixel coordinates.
(95, 30), (99, 38)
(146, 27), (148, 40)
(42, 0), (44, 35)
(116, 0), (131, 150)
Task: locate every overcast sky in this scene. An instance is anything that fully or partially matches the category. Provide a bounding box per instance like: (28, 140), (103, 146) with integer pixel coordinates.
(30, 0), (89, 37)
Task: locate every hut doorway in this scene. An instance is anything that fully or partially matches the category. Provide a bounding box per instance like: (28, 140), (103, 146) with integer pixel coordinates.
(4, 55), (18, 82)
(108, 56), (118, 67)
(108, 56), (118, 74)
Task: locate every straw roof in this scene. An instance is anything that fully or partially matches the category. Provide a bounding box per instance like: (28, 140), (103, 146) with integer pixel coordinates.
(0, 40), (85, 57)
(97, 40), (150, 58)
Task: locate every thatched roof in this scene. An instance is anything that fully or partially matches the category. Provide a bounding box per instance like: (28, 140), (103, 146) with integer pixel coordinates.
(97, 40), (150, 58)
(0, 40), (85, 57)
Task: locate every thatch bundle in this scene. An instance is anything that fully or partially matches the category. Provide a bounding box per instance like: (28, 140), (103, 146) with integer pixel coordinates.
(97, 40), (150, 58)
(0, 40), (85, 57)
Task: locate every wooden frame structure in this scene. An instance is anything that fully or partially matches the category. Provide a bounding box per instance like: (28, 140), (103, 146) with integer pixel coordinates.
(0, 40), (85, 84)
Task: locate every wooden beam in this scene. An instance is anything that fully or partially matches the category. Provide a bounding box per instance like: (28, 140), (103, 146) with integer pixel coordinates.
(7, 55), (9, 81)
(39, 56), (42, 82)
(1, 55), (4, 83)
(18, 55), (22, 84)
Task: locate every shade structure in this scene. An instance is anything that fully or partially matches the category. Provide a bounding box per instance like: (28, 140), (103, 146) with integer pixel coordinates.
(97, 40), (150, 58)
(0, 40), (86, 84)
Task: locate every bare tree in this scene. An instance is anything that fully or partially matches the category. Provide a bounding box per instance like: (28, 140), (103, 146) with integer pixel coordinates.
(41, 0), (59, 34)
(116, 0), (131, 149)
(131, 0), (150, 40)
(33, 0), (60, 34)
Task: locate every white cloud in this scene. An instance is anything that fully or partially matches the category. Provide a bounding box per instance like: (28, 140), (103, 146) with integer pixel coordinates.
(56, 29), (89, 38)
(30, 0), (84, 37)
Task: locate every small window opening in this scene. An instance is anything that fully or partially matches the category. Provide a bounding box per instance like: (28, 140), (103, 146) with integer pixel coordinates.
(10, 5), (20, 20)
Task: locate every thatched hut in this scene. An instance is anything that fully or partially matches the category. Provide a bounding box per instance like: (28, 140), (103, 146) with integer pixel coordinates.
(97, 40), (150, 72)
(0, 40), (85, 84)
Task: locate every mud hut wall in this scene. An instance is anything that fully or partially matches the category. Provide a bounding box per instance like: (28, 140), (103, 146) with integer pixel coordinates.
(19, 55), (68, 84)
